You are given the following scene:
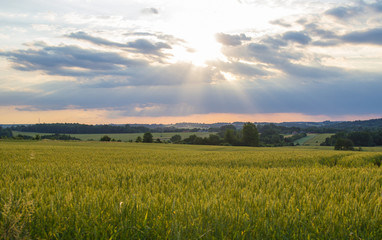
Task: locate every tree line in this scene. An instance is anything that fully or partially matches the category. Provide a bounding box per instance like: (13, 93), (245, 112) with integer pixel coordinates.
(321, 130), (382, 150)
(11, 123), (203, 134)
(0, 126), (12, 138)
(124, 123), (261, 146)
(130, 123), (308, 147)
(11, 123), (151, 134)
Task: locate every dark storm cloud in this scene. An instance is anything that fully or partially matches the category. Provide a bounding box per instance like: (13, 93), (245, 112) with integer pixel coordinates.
(215, 33), (251, 46)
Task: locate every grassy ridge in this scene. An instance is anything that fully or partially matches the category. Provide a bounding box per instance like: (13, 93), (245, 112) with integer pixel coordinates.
(0, 142), (381, 239)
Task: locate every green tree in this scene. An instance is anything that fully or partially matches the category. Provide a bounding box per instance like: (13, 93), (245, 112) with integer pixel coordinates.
(242, 122), (259, 146)
(334, 138), (354, 151)
(135, 136), (142, 143)
(170, 134), (182, 143)
(143, 132), (153, 143)
(224, 129), (237, 145)
(0, 127), (13, 138)
(207, 134), (221, 145)
(100, 135), (111, 141)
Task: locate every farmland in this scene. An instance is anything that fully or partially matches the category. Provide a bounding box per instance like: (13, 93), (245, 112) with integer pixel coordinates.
(12, 131), (214, 142)
(0, 141), (381, 239)
(294, 134), (334, 146)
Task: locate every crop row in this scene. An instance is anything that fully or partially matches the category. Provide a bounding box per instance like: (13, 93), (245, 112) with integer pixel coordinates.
(0, 141), (381, 239)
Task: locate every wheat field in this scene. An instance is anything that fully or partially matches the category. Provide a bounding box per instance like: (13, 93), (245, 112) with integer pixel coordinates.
(0, 141), (381, 239)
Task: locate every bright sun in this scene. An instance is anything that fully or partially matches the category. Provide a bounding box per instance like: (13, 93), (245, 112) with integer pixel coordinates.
(171, 32), (224, 66)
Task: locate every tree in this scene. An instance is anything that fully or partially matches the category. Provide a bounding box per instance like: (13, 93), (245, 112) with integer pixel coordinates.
(143, 132), (153, 143)
(135, 136), (142, 143)
(0, 127), (13, 138)
(100, 135), (111, 141)
(219, 125), (236, 138)
(334, 138), (354, 151)
(242, 122), (259, 146)
(170, 134), (182, 143)
(207, 134), (221, 145)
(224, 129), (237, 145)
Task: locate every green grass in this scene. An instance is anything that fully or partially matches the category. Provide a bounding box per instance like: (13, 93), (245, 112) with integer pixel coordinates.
(302, 133), (334, 146)
(12, 131), (215, 142)
(293, 134), (316, 145)
(1, 141), (381, 239)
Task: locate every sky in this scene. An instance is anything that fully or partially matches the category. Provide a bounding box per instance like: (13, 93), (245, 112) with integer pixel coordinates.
(1, 0), (382, 124)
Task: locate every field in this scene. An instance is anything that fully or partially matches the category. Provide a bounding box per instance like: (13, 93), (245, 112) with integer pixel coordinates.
(12, 131), (215, 142)
(294, 134), (334, 146)
(0, 141), (381, 239)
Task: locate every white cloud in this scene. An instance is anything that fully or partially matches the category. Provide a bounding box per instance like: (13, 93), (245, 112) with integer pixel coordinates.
(0, 0), (382, 121)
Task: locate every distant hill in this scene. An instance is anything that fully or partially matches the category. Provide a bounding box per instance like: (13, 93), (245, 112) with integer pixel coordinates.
(2, 118), (382, 134)
(276, 118), (382, 131)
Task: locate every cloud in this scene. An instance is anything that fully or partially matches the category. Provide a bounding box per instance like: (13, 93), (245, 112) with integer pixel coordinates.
(324, 1), (382, 20)
(1, 0), (382, 120)
(215, 33), (251, 46)
(2, 72), (381, 117)
(67, 31), (173, 58)
(66, 31), (126, 47)
(282, 31), (312, 45)
(124, 32), (186, 45)
(341, 28), (382, 45)
(279, 62), (344, 79)
(126, 39), (171, 56)
(312, 40), (341, 47)
(303, 23), (337, 39)
(141, 8), (159, 15)
(220, 36), (347, 81)
(0, 42), (221, 87)
(0, 43), (145, 77)
(325, 6), (363, 19)
(370, 1), (382, 12)
(208, 60), (268, 78)
(270, 19), (291, 28)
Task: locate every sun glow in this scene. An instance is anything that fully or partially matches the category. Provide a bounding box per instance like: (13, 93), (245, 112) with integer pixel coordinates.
(170, 33), (224, 66)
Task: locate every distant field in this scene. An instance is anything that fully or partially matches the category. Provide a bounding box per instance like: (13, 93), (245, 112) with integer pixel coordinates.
(12, 131), (215, 142)
(296, 133), (334, 146)
(293, 134), (316, 145)
(0, 141), (381, 239)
